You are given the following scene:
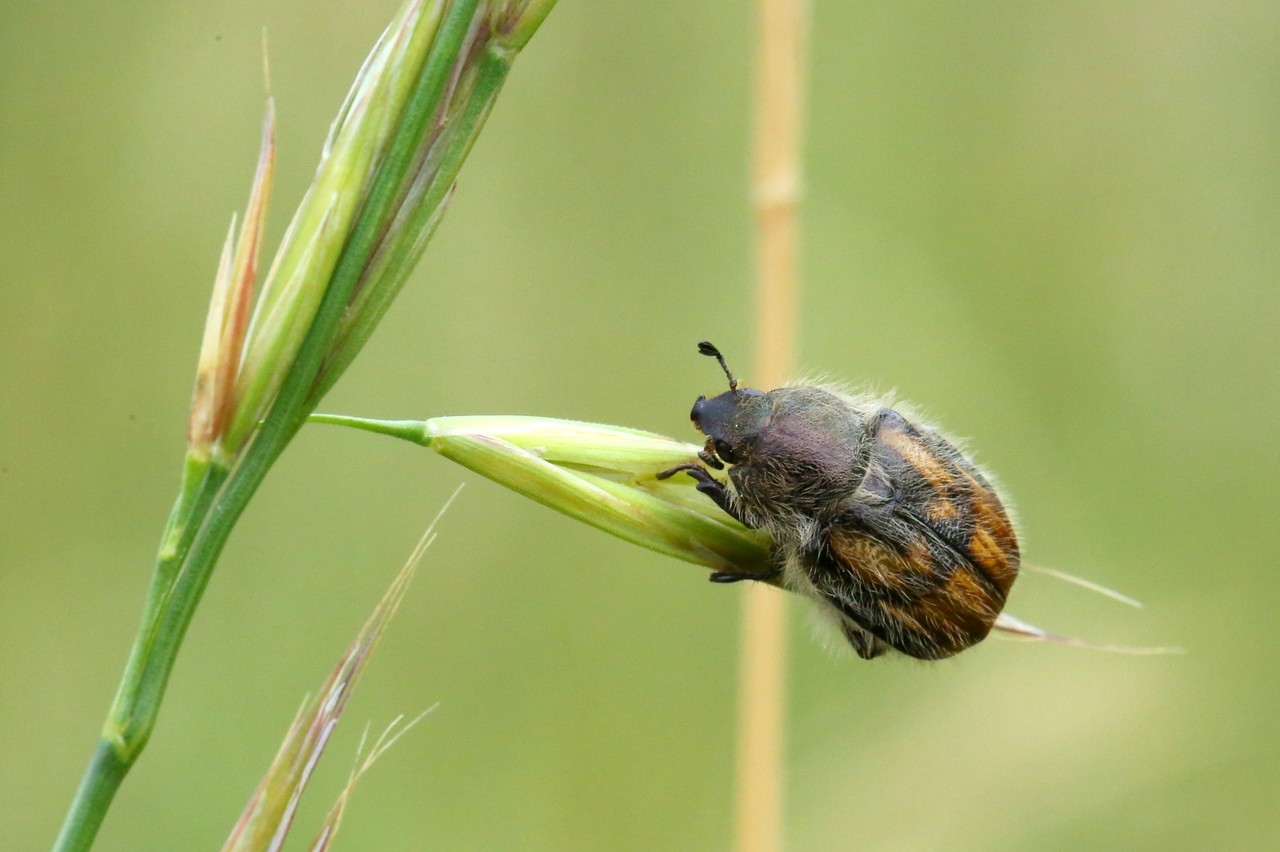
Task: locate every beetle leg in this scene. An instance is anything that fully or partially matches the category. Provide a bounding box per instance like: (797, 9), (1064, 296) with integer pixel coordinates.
(710, 563), (784, 584)
(709, 570), (751, 583)
(692, 475), (745, 523)
(658, 463), (756, 528)
(656, 466), (780, 585)
(655, 462), (702, 480)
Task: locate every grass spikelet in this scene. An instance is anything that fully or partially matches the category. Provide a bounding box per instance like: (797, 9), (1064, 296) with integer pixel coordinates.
(223, 487), (460, 852)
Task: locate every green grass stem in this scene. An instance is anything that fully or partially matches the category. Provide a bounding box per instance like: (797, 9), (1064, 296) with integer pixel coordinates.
(52, 2), (554, 846)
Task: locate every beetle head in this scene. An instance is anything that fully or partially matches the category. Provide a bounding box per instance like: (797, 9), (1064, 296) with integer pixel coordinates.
(690, 341), (771, 466)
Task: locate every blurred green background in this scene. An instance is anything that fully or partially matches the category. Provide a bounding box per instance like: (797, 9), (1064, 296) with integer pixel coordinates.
(2, 2), (1277, 849)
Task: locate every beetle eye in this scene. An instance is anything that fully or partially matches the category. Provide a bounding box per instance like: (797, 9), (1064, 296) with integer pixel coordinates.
(714, 439), (737, 464)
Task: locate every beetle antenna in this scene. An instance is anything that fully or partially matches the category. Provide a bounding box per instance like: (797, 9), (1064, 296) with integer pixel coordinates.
(697, 340), (738, 391)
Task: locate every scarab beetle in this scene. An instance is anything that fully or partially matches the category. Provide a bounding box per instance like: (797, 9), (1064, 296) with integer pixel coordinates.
(659, 341), (1019, 660)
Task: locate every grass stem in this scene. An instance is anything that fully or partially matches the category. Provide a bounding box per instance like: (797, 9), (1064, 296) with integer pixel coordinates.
(736, 2), (808, 851)
(50, 3), (554, 846)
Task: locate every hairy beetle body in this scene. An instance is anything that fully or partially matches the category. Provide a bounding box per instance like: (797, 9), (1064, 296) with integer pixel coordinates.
(663, 343), (1019, 661)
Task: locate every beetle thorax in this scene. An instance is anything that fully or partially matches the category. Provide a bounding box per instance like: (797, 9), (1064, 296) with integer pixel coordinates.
(726, 387), (872, 534)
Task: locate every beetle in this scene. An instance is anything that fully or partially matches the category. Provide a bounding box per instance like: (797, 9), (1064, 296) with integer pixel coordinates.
(658, 341), (1019, 660)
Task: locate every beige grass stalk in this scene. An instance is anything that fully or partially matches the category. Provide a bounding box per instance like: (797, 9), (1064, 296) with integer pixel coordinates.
(737, 2), (808, 851)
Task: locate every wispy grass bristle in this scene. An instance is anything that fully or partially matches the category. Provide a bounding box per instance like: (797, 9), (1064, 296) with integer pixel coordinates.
(222, 486), (462, 852)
